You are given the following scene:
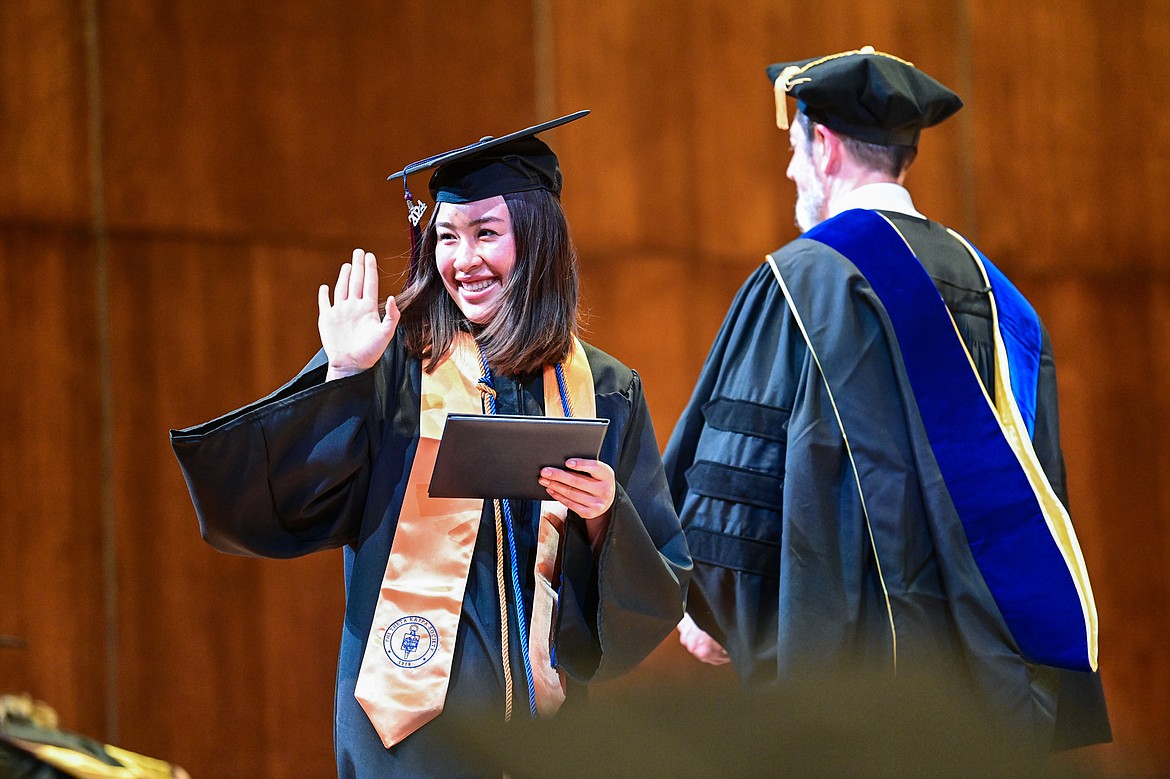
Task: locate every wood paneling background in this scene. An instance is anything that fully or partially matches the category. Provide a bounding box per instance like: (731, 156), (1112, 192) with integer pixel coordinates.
(1, 2), (1166, 776)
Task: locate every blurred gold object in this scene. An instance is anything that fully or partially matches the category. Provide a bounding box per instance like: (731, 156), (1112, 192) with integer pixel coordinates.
(0, 694), (187, 778)
(0, 693), (59, 729)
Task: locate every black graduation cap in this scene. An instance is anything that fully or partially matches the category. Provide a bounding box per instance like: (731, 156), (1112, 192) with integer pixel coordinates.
(386, 110), (589, 280)
(766, 46), (962, 146)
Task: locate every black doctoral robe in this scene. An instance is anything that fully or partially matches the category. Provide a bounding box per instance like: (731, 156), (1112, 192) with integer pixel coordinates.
(171, 338), (690, 777)
(662, 210), (1109, 751)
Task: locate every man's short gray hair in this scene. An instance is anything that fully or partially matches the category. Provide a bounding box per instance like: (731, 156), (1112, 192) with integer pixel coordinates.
(798, 112), (919, 178)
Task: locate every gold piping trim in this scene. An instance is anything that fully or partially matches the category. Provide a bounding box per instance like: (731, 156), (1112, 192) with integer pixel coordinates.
(765, 254), (898, 672)
(776, 46), (914, 96)
(946, 228), (1099, 670)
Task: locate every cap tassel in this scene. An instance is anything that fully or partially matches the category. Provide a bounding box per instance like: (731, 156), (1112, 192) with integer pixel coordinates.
(773, 65), (805, 131)
(774, 78), (790, 131)
(403, 182), (427, 283)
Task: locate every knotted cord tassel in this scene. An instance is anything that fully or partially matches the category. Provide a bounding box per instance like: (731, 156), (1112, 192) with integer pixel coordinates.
(476, 350), (539, 719)
(493, 499), (514, 721)
(477, 378), (498, 405)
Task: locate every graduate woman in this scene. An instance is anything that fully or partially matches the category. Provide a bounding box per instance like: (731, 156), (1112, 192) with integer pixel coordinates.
(170, 112), (691, 777)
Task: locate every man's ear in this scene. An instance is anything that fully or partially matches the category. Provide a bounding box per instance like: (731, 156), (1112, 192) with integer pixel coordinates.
(809, 124), (828, 174)
(813, 124), (843, 175)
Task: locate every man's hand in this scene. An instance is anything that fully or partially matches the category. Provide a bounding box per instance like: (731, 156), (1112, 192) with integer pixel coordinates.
(677, 613), (730, 666)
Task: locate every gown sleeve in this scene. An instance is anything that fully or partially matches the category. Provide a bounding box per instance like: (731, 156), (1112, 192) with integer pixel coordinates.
(661, 263), (793, 681)
(169, 347), (396, 559)
(554, 361), (691, 683)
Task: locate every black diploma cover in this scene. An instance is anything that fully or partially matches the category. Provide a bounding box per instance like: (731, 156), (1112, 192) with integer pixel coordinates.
(429, 414), (609, 500)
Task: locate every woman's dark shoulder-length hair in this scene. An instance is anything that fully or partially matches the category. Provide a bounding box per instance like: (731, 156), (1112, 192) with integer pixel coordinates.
(395, 188), (580, 376)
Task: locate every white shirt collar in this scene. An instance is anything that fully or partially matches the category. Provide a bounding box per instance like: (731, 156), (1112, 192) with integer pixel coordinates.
(829, 182), (924, 219)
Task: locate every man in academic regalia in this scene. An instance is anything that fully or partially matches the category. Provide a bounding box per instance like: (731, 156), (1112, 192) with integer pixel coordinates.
(662, 47), (1111, 751)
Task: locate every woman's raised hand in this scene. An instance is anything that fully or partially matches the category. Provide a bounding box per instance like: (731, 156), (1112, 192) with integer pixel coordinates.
(318, 249), (399, 381)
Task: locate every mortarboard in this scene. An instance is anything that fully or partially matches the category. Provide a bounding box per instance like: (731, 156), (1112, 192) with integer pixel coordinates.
(386, 111), (589, 280)
(766, 46), (962, 146)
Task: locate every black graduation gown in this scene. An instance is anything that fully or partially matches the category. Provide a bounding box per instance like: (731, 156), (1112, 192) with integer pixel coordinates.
(170, 338), (690, 777)
(662, 211), (1109, 751)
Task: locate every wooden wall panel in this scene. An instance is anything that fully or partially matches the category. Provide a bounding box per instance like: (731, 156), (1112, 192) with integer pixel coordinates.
(0, 2), (92, 223)
(970, 0), (1170, 273)
(1028, 276), (1170, 768)
(107, 235), (346, 777)
(0, 230), (106, 737)
(579, 252), (755, 447)
(0, 0), (105, 747)
(97, 1), (539, 245)
(550, 0), (700, 252)
(554, 0), (966, 263)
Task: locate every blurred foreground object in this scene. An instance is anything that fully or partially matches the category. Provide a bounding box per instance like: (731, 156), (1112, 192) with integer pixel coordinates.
(0, 694), (189, 779)
(457, 669), (1105, 778)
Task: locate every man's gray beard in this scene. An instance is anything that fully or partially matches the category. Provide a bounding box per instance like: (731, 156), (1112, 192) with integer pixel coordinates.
(794, 182), (826, 233)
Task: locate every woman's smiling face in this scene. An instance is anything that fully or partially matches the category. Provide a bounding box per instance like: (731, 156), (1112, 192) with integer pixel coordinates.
(434, 195), (517, 325)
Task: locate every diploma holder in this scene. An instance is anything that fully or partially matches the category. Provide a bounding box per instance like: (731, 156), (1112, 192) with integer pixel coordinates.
(429, 414), (609, 500)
